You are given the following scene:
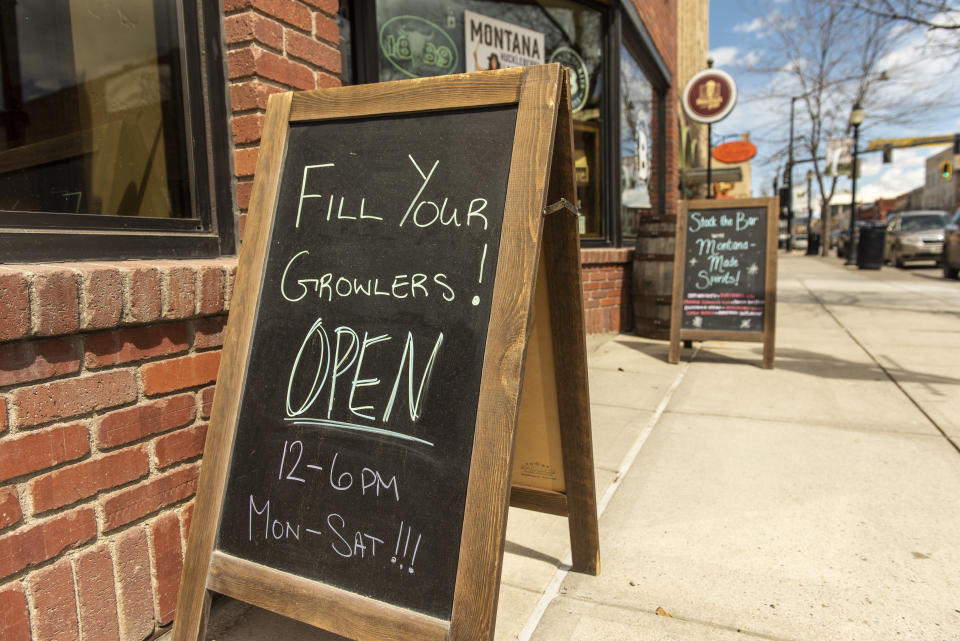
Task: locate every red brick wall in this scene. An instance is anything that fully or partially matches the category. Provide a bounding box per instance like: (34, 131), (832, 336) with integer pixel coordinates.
(0, 260), (232, 640)
(224, 0), (342, 241)
(581, 249), (633, 334)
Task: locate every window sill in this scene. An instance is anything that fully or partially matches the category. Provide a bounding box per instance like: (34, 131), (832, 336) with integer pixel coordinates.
(0, 257), (238, 342)
(580, 247), (634, 265)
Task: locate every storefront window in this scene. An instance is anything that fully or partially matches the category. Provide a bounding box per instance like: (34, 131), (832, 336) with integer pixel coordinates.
(338, 2), (355, 85)
(373, 0), (605, 238)
(619, 43), (654, 243)
(0, 0), (189, 219)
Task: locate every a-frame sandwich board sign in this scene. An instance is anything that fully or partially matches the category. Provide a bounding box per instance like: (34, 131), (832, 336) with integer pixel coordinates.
(173, 63), (599, 641)
(668, 197), (779, 368)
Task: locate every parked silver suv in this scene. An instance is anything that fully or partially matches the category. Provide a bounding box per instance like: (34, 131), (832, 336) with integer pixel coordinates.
(885, 210), (948, 267)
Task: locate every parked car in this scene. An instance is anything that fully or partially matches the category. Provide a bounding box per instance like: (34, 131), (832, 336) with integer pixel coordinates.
(885, 210), (948, 267)
(792, 216), (809, 250)
(881, 212), (901, 263)
(829, 228), (843, 250)
(944, 208), (960, 279)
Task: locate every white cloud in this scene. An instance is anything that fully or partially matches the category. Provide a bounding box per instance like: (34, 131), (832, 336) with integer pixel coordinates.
(856, 148), (932, 202)
(733, 17), (765, 33)
(861, 148), (927, 179)
(708, 46), (739, 68)
(708, 47), (762, 70)
(856, 164), (925, 202)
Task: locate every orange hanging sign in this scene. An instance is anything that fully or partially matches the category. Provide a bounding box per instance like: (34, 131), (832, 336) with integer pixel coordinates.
(712, 140), (757, 164)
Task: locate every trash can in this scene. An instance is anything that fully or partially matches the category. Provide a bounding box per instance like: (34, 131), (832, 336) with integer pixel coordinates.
(857, 224), (886, 270)
(806, 233), (821, 255)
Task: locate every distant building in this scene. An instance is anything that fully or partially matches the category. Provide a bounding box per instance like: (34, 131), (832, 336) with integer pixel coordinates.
(825, 192), (867, 232)
(894, 186), (925, 212)
(922, 146), (960, 212)
(858, 197), (897, 222)
(677, 0), (710, 198)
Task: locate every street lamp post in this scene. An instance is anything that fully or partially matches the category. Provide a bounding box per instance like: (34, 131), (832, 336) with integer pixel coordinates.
(845, 103), (865, 266)
(805, 169), (816, 255)
(707, 121), (713, 198)
(786, 96), (798, 251)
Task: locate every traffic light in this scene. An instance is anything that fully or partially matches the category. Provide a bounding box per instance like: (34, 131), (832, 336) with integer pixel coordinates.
(941, 160), (953, 180)
(954, 133), (960, 154)
(882, 145), (893, 164)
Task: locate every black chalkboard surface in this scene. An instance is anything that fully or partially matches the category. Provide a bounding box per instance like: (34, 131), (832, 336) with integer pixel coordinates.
(680, 205), (767, 332)
(217, 106), (518, 619)
(669, 197), (778, 369)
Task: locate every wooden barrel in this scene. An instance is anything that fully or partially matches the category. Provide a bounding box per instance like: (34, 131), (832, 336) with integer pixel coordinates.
(632, 214), (677, 339)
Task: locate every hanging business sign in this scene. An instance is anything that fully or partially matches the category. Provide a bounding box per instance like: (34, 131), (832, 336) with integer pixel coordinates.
(682, 68), (737, 124)
(464, 11), (544, 72)
(825, 137), (853, 176)
(712, 140), (757, 164)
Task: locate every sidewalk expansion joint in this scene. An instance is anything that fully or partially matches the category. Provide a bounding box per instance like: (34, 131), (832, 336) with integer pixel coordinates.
(663, 408), (944, 439)
(799, 278), (960, 457)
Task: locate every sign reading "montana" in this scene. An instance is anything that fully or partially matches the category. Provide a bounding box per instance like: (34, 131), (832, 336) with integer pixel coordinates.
(465, 11), (544, 71)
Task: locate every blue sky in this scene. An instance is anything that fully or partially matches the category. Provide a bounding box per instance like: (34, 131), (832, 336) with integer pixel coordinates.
(707, 0), (960, 210)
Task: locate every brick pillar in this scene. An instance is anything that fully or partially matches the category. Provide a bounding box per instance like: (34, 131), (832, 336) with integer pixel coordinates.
(223, 0), (343, 241)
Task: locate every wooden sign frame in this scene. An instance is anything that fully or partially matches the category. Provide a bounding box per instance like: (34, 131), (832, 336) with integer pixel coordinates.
(173, 64), (598, 641)
(668, 197), (778, 369)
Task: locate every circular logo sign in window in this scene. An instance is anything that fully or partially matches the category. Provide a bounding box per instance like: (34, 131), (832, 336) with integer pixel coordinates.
(379, 16), (459, 79)
(549, 47), (589, 113)
(682, 68), (737, 124)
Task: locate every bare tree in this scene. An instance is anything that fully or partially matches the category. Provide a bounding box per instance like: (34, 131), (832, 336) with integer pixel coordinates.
(732, 0), (948, 254)
(849, 0), (960, 30)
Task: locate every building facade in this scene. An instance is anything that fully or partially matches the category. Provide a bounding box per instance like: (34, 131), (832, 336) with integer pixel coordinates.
(921, 146), (960, 214)
(676, 0), (709, 198)
(0, 1), (681, 638)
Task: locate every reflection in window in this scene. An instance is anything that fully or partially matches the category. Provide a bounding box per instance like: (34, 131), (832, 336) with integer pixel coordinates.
(0, 0), (189, 218)
(619, 44), (653, 243)
(337, 2), (354, 84)
(374, 0), (605, 238)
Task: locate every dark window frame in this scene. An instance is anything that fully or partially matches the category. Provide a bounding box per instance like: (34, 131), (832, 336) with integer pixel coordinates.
(613, 0), (668, 249)
(0, 0), (235, 263)
(342, 0), (670, 249)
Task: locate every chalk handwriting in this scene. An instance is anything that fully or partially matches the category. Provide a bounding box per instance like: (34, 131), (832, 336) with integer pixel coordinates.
(281, 251), (455, 303)
(248, 494), (428, 570)
(684, 209), (765, 326)
(284, 318), (443, 445)
(277, 444), (401, 502)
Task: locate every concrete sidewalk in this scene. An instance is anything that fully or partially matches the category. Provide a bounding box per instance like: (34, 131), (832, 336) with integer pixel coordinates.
(201, 254), (960, 641)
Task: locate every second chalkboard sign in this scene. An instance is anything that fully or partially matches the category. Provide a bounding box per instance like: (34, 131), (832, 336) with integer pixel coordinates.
(669, 198), (778, 368)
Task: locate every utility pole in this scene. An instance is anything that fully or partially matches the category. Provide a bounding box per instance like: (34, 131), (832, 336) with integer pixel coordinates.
(845, 103), (865, 266)
(786, 97), (796, 251)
